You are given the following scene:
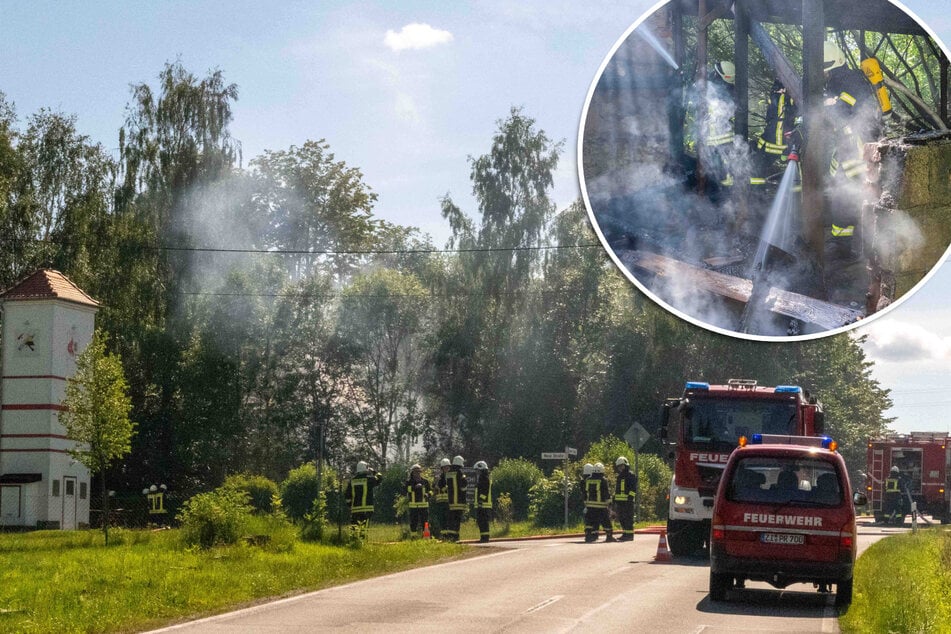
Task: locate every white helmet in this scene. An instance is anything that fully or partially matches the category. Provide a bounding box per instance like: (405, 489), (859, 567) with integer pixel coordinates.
(440, 458), (451, 467)
(356, 461), (368, 474)
(475, 460), (488, 470)
(615, 456), (630, 467)
(714, 60), (735, 85)
(824, 41), (846, 71)
(452, 455), (465, 467)
(582, 463), (594, 476)
(890, 465), (900, 475)
(410, 463), (422, 472)
(593, 462), (605, 474)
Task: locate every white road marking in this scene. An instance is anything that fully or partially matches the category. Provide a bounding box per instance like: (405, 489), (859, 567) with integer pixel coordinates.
(523, 595), (563, 614)
(822, 603), (840, 633)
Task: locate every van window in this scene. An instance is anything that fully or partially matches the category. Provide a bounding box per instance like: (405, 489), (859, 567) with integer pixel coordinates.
(727, 456), (842, 506)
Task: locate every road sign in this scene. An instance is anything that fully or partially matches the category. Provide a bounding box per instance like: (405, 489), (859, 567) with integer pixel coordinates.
(625, 422), (650, 450)
(542, 452), (568, 460)
(566, 447), (578, 456)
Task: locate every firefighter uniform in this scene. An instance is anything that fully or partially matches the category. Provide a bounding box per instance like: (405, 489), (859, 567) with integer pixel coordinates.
(613, 458), (638, 542)
(824, 62), (880, 247)
(584, 464), (615, 543)
(440, 456), (468, 542)
(405, 465), (432, 536)
(701, 70), (737, 191)
(346, 462), (382, 540)
(753, 80), (797, 185)
(431, 459), (450, 538)
(475, 461), (493, 543)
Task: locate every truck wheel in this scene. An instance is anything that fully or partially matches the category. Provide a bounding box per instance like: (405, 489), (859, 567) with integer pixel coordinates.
(667, 520), (701, 556)
(835, 577), (853, 607)
(709, 570), (731, 602)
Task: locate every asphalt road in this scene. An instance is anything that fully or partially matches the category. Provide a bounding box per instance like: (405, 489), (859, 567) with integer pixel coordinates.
(150, 519), (902, 634)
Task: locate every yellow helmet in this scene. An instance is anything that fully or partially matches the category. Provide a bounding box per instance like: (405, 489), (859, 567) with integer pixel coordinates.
(824, 42), (846, 71)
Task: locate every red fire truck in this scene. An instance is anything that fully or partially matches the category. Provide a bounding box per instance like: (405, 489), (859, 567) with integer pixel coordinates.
(865, 432), (950, 525)
(659, 379), (824, 556)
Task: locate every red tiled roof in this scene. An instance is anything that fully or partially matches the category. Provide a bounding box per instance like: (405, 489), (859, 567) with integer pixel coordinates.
(0, 269), (99, 307)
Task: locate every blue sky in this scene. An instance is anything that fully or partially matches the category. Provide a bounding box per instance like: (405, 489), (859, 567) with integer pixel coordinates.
(1, 1), (948, 434)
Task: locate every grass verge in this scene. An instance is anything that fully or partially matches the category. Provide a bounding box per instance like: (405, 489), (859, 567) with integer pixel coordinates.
(0, 528), (469, 633)
(839, 527), (951, 633)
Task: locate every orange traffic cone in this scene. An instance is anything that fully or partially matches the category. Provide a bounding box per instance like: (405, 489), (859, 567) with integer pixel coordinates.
(654, 530), (672, 562)
(422, 522), (431, 539)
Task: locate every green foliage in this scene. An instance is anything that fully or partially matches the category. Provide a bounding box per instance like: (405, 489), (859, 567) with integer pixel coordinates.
(280, 462), (341, 522)
(177, 488), (253, 549)
(528, 469), (580, 527)
(300, 494), (328, 542)
(491, 458), (544, 521)
(221, 473), (279, 515)
(841, 529), (951, 633)
(495, 492), (514, 529)
(372, 465), (410, 524)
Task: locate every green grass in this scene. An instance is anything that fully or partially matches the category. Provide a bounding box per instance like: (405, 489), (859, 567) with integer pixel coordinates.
(0, 528), (469, 633)
(840, 527), (951, 633)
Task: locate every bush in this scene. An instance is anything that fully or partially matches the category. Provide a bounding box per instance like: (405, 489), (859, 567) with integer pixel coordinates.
(279, 463), (343, 523)
(492, 458), (544, 521)
(177, 488), (253, 549)
(371, 465), (410, 524)
(221, 474), (279, 515)
(528, 469), (582, 527)
(495, 492), (514, 529)
(300, 493), (328, 542)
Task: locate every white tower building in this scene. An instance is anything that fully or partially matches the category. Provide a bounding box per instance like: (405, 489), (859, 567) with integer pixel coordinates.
(0, 270), (99, 529)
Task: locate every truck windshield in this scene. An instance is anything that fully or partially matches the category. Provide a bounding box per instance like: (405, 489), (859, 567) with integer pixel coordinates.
(726, 456), (843, 507)
(683, 398), (798, 446)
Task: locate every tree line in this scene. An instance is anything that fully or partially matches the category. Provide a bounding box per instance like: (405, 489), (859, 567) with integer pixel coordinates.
(0, 61), (893, 495)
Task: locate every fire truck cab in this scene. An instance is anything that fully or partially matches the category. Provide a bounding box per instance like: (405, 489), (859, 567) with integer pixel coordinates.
(710, 435), (865, 607)
(660, 379), (824, 556)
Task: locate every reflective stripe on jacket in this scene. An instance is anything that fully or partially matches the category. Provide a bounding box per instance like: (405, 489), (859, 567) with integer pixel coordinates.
(614, 471), (637, 503)
(406, 477), (431, 509)
(347, 473), (381, 513)
(477, 475), (493, 510)
(585, 476), (609, 509)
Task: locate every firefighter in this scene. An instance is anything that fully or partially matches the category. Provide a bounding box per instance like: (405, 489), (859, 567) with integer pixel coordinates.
(346, 461), (382, 540)
(581, 463), (594, 540)
(885, 465), (913, 525)
(752, 79), (798, 185)
(440, 455), (468, 542)
(474, 461), (493, 543)
(431, 458), (451, 538)
(613, 456), (638, 542)
(700, 60), (738, 194)
(405, 463), (431, 537)
(822, 41), (881, 255)
(584, 462), (615, 542)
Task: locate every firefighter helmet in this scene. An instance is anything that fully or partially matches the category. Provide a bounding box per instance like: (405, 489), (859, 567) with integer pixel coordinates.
(356, 461), (368, 474)
(615, 456), (630, 467)
(824, 41), (846, 71)
(475, 460), (488, 470)
(890, 465), (900, 475)
(714, 60), (735, 85)
(439, 458), (451, 467)
(593, 462), (605, 474)
(410, 463), (422, 472)
(452, 455), (465, 467)
(582, 463), (594, 476)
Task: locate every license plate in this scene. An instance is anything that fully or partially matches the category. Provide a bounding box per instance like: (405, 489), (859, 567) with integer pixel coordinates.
(761, 532), (805, 545)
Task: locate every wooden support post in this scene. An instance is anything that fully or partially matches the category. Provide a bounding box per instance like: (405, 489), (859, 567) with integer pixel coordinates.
(734, 0), (751, 232)
(801, 0), (827, 286)
(941, 55), (949, 128)
(749, 21), (803, 106)
(668, 2), (685, 166)
(695, 0), (709, 194)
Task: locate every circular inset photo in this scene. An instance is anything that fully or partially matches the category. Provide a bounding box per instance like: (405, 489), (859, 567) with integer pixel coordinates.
(580, 0), (951, 340)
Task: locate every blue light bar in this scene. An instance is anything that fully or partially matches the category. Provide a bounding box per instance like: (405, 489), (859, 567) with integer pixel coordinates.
(821, 436), (834, 449)
(685, 381), (710, 390)
(775, 385), (802, 393)
(751, 433), (763, 444)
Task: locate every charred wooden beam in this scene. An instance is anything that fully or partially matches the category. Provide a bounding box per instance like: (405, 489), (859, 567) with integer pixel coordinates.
(749, 21), (803, 105)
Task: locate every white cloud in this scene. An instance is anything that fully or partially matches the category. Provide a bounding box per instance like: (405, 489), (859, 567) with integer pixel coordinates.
(384, 23), (453, 52)
(860, 320), (951, 363)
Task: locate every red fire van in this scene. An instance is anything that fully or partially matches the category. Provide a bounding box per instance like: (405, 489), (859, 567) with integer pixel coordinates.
(709, 434), (866, 607)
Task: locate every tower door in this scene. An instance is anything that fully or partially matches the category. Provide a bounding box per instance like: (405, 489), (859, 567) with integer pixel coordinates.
(62, 476), (77, 530)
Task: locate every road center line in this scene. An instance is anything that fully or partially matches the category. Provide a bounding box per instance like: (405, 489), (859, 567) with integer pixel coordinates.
(523, 595), (563, 614)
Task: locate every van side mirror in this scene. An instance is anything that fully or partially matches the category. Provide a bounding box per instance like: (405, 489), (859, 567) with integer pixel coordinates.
(853, 492), (868, 507)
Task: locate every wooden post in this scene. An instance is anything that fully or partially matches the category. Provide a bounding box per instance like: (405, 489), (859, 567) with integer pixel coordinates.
(696, 0), (708, 194)
(668, 2), (685, 166)
(734, 0), (751, 232)
(801, 0), (827, 285)
(941, 55), (949, 128)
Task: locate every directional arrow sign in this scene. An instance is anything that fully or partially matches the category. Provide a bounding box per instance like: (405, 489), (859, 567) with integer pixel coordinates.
(625, 422), (650, 450)
(542, 452), (568, 460)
